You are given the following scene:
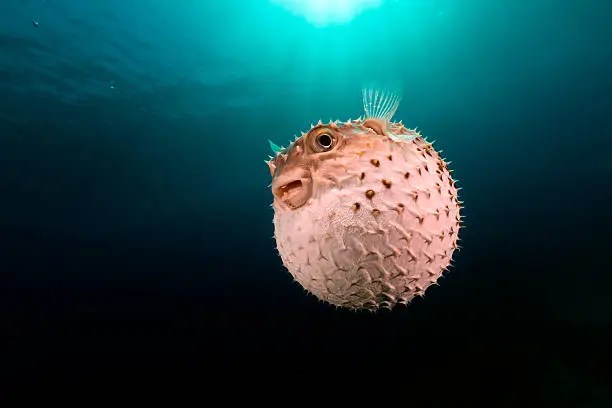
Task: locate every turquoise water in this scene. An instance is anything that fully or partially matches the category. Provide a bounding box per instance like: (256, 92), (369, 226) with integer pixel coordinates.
(2, 0), (611, 310)
(3, 0), (608, 243)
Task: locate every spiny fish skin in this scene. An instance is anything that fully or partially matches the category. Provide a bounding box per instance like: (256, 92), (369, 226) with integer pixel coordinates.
(267, 93), (462, 312)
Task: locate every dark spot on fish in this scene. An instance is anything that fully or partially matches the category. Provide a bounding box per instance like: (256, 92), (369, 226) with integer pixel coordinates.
(370, 159), (380, 167)
(372, 209), (381, 216)
(404, 172), (410, 179)
(360, 172), (365, 180)
(382, 179), (392, 188)
(352, 202), (361, 211)
(365, 190), (375, 199)
(387, 155), (392, 161)
(397, 203), (405, 213)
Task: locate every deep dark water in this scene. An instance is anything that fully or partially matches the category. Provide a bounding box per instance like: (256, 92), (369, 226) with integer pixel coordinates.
(1, 0), (611, 400)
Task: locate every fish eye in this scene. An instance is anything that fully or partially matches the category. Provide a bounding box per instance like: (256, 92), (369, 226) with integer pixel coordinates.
(307, 128), (339, 153)
(317, 133), (333, 149)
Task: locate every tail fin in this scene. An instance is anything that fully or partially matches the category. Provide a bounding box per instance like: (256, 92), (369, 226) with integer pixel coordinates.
(362, 85), (402, 122)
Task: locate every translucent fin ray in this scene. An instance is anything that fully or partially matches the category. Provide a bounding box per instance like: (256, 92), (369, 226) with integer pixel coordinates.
(268, 140), (283, 154)
(362, 86), (402, 122)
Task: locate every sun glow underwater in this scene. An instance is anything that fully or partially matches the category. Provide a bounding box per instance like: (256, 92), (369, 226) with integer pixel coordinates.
(272, 0), (385, 27)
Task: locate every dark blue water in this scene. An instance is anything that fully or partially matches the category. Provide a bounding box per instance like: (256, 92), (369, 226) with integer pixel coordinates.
(1, 0), (611, 399)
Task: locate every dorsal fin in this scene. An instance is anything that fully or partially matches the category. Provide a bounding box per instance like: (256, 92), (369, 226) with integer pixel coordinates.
(362, 85), (402, 122)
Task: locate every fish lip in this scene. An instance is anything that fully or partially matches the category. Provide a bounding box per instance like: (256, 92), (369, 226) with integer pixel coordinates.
(276, 179), (303, 199)
(272, 176), (312, 209)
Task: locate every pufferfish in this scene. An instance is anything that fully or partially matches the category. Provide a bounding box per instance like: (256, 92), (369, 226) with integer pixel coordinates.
(266, 87), (462, 312)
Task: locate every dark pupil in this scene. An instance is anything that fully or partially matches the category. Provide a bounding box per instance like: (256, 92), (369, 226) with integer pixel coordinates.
(318, 134), (332, 148)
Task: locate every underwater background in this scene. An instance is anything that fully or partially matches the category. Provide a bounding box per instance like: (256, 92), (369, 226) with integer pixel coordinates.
(1, 0), (611, 400)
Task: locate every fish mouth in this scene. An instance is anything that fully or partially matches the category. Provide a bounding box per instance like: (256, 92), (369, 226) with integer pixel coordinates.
(276, 180), (303, 199)
(273, 178), (311, 209)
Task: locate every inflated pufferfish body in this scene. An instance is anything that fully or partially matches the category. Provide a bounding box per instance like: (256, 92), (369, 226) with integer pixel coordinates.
(266, 88), (462, 311)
